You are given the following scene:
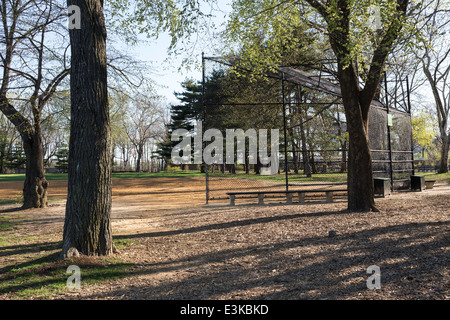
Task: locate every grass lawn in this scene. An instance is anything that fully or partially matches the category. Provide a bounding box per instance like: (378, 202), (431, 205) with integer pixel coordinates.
(0, 170), (348, 184)
(0, 171), (206, 182)
(0, 173), (68, 182)
(418, 171), (450, 182)
(0, 246), (134, 299)
(0, 213), (136, 299)
(0, 199), (20, 206)
(1, 170), (449, 183)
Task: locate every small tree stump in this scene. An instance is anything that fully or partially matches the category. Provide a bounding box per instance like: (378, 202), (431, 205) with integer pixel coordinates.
(65, 247), (80, 258)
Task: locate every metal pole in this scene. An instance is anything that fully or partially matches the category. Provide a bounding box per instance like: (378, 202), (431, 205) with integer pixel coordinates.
(202, 52), (209, 204)
(406, 76), (415, 176)
(282, 73), (289, 192)
(384, 72), (394, 191)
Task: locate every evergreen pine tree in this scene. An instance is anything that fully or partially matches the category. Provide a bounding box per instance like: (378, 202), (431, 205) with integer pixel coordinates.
(55, 144), (69, 172)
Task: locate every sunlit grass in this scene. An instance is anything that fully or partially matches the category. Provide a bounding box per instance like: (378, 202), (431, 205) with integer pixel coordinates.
(416, 171), (450, 182)
(0, 220), (137, 300)
(0, 254), (134, 299)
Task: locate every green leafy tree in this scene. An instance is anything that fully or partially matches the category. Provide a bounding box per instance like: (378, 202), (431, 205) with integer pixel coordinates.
(412, 111), (438, 156)
(224, 0), (425, 211)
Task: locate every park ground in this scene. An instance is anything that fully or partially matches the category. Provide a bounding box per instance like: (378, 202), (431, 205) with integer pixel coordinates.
(0, 173), (448, 300)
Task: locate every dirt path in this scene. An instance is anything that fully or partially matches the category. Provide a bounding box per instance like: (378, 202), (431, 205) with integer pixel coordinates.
(0, 176), (209, 247)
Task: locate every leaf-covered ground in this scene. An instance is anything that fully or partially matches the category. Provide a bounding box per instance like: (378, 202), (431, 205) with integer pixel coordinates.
(0, 178), (448, 300)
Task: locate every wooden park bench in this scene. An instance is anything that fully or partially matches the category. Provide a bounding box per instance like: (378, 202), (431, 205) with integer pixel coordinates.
(226, 189), (347, 206)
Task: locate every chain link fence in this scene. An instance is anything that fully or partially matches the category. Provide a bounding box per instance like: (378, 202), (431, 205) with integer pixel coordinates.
(202, 56), (414, 202)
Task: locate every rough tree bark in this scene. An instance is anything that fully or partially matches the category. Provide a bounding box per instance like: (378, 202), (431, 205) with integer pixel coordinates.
(22, 124), (49, 209)
(0, 0), (69, 209)
(305, 0), (409, 211)
(439, 135), (449, 173)
(136, 143), (143, 172)
(62, 0), (114, 257)
(0, 100), (49, 209)
(422, 61), (450, 173)
(338, 64), (376, 211)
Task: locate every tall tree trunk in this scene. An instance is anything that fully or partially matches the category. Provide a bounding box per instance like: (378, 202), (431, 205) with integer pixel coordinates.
(289, 124), (299, 174)
(63, 0), (113, 257)
(304, 0), (407, 211)
(296, 88), (311, 177)
(136, 143), (143, 172)
(254, 156), (261, 174)
(0, 101), (50, 209)
(423, 65), (450, 174)
(340, 140), (347, 173)
(22, 129), (48, 209)
(245, 152), (249, 174)
(0, 139), (7, 174)
(299, 116), (311, 177)
(336, 111), (347, 173)
(339, 66), (376, 211)
(292, 143), (299, 174)
(122, 146), (128, 170)
(439, 135), (449, 173)
(345, 113), (375, 211)
(310, 149), (317, 174)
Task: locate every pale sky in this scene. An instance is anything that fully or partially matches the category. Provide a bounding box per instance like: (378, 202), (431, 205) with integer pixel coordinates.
(119, 1), (436, 114)
(124, 0), (232, 106)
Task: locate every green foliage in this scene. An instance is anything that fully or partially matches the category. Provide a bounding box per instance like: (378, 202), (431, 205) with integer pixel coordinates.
(165, 164), (184, 172)
(223, 0), (429, 83)
(157, 79), (202, 163)
(55, 144), (69, 172)
(157, 71), (229, 162)
(224, 0), (321, 76)
(0, 132), (9, 174)
(109, 92), (130, 147)
(412, 112), (438, 150)
(108, 0), (210, 55)
(8, 143), (26, 171)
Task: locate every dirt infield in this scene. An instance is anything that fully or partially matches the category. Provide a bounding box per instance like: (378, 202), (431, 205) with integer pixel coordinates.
(0, 177), (448, 300)
(0, 176), (208, 209)
(0, 176), (346, 207)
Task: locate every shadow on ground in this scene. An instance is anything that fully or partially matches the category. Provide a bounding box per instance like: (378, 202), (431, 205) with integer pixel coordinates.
(80, 209), (450, 299)
(0, 202), (448, 300)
